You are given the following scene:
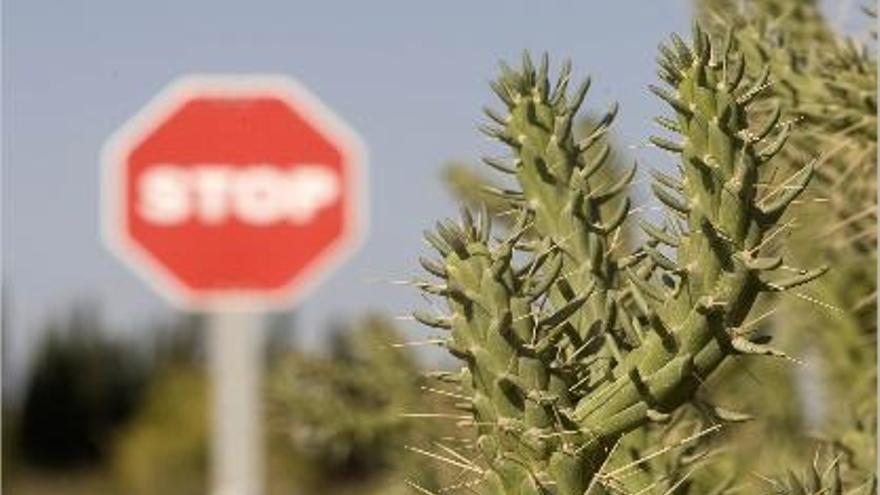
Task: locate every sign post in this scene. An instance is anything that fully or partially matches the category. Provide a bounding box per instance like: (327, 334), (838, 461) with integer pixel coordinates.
(210, 312), (263, 495)
(102, 75), (366, 495)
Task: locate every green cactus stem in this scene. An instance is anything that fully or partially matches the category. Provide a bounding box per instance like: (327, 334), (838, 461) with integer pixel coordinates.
(414, 24), (824, 494)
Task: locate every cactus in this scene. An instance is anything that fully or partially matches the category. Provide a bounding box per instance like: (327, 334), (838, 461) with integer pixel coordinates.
(443, 116), (636, 250)
(763, 449), (878, 495)
(696, 0), (834, 48)
(601, 407), (734, 494)
(691, 0), (878, 481)
(701, 0), (876, 261)
(412, 24), (831, 494)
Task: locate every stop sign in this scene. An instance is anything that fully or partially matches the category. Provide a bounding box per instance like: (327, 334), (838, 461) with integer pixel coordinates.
(102, 75), (366, 309)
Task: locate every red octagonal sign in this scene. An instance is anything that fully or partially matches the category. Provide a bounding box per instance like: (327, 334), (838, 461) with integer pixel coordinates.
(102, 75), (366, 309)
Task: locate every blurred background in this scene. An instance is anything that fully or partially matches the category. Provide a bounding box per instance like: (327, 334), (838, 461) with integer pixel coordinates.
(1, 1), (869, 494)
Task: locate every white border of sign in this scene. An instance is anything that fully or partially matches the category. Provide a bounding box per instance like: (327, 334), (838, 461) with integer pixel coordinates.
(101, 75), (368, 311)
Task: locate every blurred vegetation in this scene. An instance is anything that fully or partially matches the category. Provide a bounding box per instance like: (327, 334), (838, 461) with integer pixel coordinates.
(2, 306), (447, 494)
(270, 315), (454, 495)
(108, 314), (208, 495)
(14, 305), (149, 470)
(111, 366), (207, 495)
(2, 309), (208, 493)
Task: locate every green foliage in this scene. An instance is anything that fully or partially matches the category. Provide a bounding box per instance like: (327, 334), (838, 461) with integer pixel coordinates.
(6, 309), (307, 494)
(111, 313), (446, 495)
(109, 333), (302, 495)
(16, 306), (149, 468)
(412, 22), (833, 493)
(112, 366), (208, 495)
(271, 315), (445, 495)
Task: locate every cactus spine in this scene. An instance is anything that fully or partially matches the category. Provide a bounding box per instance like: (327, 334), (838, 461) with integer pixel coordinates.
(415, 24), (823, 494)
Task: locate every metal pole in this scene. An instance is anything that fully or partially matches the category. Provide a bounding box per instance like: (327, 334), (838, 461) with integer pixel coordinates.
(210, 311), (264, 495)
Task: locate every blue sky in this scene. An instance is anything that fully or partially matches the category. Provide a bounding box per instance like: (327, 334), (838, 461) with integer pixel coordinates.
(2, 1), (702, 389)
